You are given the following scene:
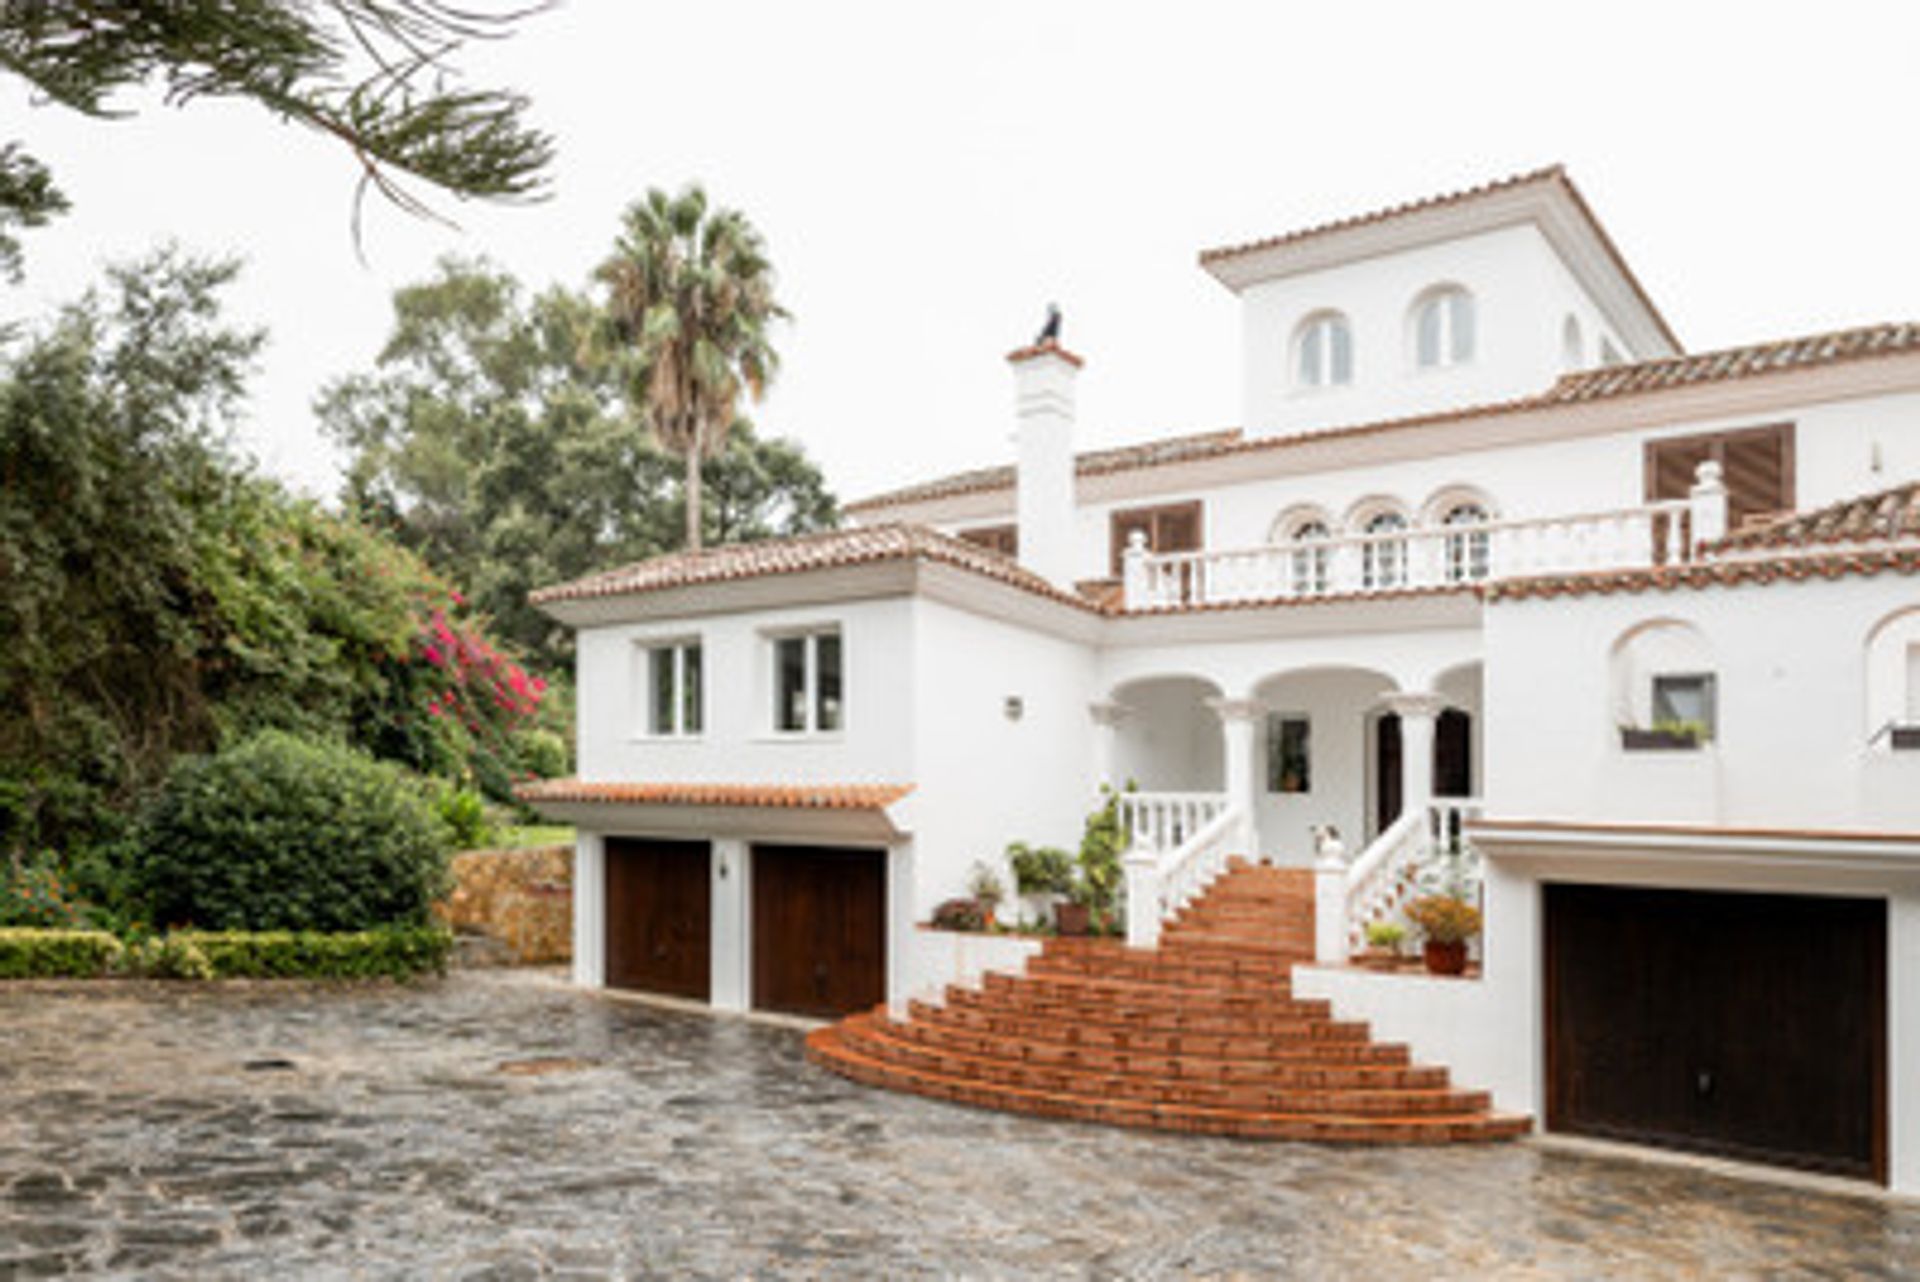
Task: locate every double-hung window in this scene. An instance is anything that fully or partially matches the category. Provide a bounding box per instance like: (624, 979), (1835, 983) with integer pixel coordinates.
(773, 630), (843, 734)
(645, 641), (703, 736)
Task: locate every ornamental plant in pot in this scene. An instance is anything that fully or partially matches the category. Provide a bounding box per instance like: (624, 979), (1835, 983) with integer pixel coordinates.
(1006, 842), (1073, 928)
(967, 861), (1007, 929)
(1362, 920), (1407, 970)
(1404, 895), (1482, 976)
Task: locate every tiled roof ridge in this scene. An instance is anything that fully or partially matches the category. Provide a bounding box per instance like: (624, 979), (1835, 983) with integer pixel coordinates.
(528, 521), (1102, 612)
(1197, 164), (1567, 265)
(1705, 479), (1920, 554)
(846, 321), (1920, 513)
(516, 779), (914, 811)
(1487, 544), (1920, 603)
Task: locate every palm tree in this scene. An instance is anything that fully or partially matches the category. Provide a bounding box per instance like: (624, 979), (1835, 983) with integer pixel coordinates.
(595, 185), (784, 552)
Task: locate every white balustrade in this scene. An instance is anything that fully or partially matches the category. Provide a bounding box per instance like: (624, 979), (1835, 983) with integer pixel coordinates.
(1124, 802), (1247, 950)
(1333, 798), (1485, 960)
(1119, 791), (1229, 854)
(1125, 500), (1697, 610)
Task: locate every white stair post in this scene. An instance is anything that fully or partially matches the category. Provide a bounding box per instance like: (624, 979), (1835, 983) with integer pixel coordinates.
(1122, 529), (1151, 608)
(1314, 833), (1347, 965)
(1124, 848), (1160, 950)
(1689, 458), (1729, 552)
(1205, 696), (1263, 857)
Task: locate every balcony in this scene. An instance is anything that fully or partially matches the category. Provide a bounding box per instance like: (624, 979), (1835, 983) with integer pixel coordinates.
(1121, 498), (1707, 611)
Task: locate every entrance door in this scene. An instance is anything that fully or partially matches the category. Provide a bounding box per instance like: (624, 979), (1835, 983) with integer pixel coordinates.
(604, 838), (711, 1000)
(752, 845), (887, 1018)
(1375, 712), (1402, 835)
(1435, 709), (1472, 797)
(1545, 883), (1886, 1182)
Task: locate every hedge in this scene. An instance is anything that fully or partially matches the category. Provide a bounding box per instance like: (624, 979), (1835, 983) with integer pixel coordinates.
(0, 928), (124, 978)
(0, 926), (451, 980)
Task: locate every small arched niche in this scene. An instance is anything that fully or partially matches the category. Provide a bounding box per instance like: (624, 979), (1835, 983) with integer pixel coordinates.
(1609, 619), (1717, 741)
(1864, 606), (1920, 746)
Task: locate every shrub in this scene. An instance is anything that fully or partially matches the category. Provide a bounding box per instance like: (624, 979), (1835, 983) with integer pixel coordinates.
(129, 934), (215, 980)
(511, 728), (570, 781)
(128, 731), (452, 932)
(1006, 843), (1073, 897)
(428, 782), (496, 852)
(177, 927), (452, 979)
(1364, 920), (1407, 951)
(930, 897), (987, 932)
(967, 861), (1006, 908)
(1072, 787), (1126, 913)
(1405, 895), (1483, 945)
(0, 928), (123, 978)
(0, 852), (91, 928)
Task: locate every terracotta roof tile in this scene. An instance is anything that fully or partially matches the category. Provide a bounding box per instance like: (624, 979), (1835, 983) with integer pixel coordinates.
(1006, 339), (1084, 367)
(1705, 480), (1920, 553)
(514, 779), (914, 810)
(846, 323), (1920, 514)
(1486, 546), (1920, 602)
(529, 523), (1099, 612)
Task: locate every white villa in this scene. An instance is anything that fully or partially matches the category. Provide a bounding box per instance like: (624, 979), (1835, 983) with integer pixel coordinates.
(523, 166), (1920, 1190)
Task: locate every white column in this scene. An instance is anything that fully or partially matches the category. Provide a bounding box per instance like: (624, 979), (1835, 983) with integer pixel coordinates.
(571, 830), (605, 989)
(1383, 691), (1446, 821)
(1124, 848), (1161, 950)
(1314, 832), (1348, 965)
(1009, 341), (1083, 589)
(709, 838), (750, 1012)
(1089, 699), (1132, 793)
(1122, 530), (1150, 608)
(1207, 696), (1262, 855)
(1891, 886), (1920, 1194)
(1689, 458), (1729, 552)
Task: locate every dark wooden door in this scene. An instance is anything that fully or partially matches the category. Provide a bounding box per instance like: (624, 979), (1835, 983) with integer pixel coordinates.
(1435, 709), (1472, 798)
(1545, 883), (1886, 1182)
(752, 845), (886, 1019)
(604, 838), (711, 1000)
(1375, 712), (1402, 835)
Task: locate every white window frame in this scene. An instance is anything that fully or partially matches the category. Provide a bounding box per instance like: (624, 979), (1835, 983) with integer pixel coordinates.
(1294, 311), (1353, 390)
(1442, 502), (1491, 583)
(1412, 286), (1475, 370)
(637, 638), (703, 739)
(767, 627), (844, 737)
(1361, 510), (1409, 589)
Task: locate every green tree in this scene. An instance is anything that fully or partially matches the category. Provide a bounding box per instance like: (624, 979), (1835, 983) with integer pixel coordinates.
(0, 1), (553, 271)
(319, 256), (835, 667)
(595, 185), (786, 551)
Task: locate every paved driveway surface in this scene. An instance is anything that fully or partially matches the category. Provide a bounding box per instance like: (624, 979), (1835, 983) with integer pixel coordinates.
(2, 971), (1916, 1279)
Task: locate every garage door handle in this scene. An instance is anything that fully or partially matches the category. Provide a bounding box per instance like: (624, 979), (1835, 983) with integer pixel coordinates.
(1696, 1069), (1713, 1096)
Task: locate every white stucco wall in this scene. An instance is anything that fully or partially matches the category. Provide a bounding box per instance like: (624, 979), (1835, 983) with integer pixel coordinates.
(574, 595), (916, 786)
(1484, 571), (1920, 832)
(1237, 223), (1626, 438)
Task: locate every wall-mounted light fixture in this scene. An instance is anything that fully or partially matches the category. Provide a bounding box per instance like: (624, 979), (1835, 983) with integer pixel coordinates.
(1004, 695), (1025, 721)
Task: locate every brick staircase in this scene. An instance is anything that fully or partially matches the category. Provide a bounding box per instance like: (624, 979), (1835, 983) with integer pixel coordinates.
(806, 859), (1527, 1143)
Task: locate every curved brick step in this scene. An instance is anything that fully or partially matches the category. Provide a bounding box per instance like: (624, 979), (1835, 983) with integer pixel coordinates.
(912, 998), (1412, 1064)
(835, 1015), (1489, 1116)
(877, 1010), (1453, 1090)
(808, 860), (1529, 1145)
(807, 1025), (1531, 1145)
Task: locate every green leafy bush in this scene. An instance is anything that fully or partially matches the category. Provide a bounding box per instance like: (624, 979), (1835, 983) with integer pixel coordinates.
(1072, 787), (1126, 913)
(128, 934), (215, 980)
(128, 731), (452, 932)
(176, 927), (452, 979)
(1006, 843), (1074, 897)
(0, 852), (91, 927)
(428, 782), (496, 852)
(0, 928), (122, 978)
(930, 897), (987, 932)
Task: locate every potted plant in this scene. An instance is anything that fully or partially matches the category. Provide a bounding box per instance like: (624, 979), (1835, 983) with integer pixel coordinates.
(1362, 920), (1406, 969)
(1066, 787), (1125, 937)
(1620, 718), (1710, 751)
(1404, 895), (1482, 976)
(967, 861), (1006, 928)
(1054, 885), (1093, 937)
(1006, 842), (1073, 927)
(930, 897), (987, 933)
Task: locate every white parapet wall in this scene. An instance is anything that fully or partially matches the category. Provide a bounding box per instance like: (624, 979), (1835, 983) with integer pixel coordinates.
(899, 927), (1046, 1018)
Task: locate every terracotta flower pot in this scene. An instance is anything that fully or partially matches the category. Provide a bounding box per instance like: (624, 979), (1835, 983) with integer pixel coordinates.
(1424, 939), (1468, 976)
(1055, 902), (1091, 937)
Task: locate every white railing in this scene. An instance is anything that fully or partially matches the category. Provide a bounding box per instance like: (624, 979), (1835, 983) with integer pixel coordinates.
(1118, 791), (1229, 855)
(1125, 501), (1695, 610)
(1124, 802), (1247, 950)
(1319, 798), (1485, 962)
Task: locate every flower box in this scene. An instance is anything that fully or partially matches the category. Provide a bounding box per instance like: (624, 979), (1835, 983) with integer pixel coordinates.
(1620, 726), (1703, 751)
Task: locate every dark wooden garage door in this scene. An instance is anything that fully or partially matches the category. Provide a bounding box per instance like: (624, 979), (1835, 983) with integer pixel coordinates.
(752, 845), (886, 1019)
(1545, 883), (1886, 1182)
(604, 838), (710, 1000)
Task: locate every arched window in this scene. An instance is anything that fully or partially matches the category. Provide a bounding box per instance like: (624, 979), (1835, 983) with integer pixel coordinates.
(1561, 315), (1583, 369)
(1443, 502), (1491, 582)
(1289, 519), (1331, 595)
(1412, 286), (1475, 369)
(1294, 312), (1353, 388)
(1599, 337), (1624, 367)
(1362, 511), (1408, 589)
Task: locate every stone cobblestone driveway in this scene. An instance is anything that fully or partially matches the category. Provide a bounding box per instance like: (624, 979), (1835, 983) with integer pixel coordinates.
(3, 971), (1917, 1279)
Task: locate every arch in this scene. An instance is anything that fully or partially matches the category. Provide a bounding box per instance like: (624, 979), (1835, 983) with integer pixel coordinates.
(1292, 309), (1353, 389)
(1267, 501), (1337, 544)
(1345, 497), (1411, 590)
(1249, 665), (1403, 857)
(1419, 484), (1499, 527)
(1423, 487), (1496, 583)
(1342, 492), (1412, 533)
(1863, 604), (1920, 742)
(1609, 618), (1717, 735)
(1409, 283), (1476, 369)
(1561, 314), (1584, 369)
(1106, 674), (1226, 793)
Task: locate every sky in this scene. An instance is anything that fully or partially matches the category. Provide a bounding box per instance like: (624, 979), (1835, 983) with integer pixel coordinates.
(6, 2), (1920, 509)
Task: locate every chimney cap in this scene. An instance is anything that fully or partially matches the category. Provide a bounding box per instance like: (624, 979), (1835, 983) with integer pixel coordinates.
(1006, 339), (1085, 369)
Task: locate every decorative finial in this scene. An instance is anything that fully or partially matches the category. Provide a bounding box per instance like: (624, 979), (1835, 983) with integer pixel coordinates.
(1035, 301), (1061, 346)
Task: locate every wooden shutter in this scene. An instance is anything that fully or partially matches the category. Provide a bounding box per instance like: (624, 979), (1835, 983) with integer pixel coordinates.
(1109, 501), (1204, 574)
(958, 524), (1019, 558)
(1644, 423), (1795, 527)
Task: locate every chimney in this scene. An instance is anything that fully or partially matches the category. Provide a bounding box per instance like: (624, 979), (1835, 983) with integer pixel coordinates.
(1007, 340), (1083, 588)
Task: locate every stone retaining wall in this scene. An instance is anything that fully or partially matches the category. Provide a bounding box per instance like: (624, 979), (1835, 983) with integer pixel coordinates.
(440, 846), (572, 964)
